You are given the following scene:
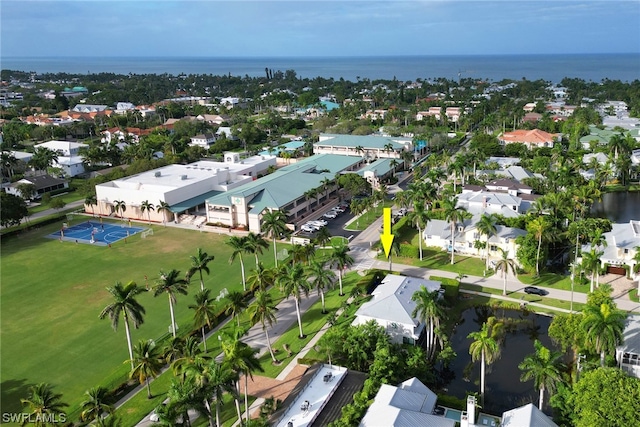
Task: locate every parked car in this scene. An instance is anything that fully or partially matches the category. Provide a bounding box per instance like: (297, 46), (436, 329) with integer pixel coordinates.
(524, 286), (548, 296)
(323, 212), (338, 219)
(307, 220), (328, 227)
(301, 224), (318, 233)
(331, 207), (345, 214)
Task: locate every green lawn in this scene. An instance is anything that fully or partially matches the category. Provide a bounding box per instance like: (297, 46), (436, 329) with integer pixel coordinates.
(0, 219), (276, 422)
(27, 193), (83, 214)
(377, 247), (486, 277)
(344, 200), (394, 231)
(518, 272), (589, 294)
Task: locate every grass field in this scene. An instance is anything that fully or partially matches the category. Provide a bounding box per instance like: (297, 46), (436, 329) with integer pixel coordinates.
(0, 218), (276, 420)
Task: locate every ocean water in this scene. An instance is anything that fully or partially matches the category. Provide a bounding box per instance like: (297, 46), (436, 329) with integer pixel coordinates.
(2, 54), (639, 83)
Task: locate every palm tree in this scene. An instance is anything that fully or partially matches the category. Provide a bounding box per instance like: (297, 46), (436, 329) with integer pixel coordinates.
(20, 383), (68, 427)
(224, 290), (248, 328)
(187, 248), (215, 291)
(328, 243), (354, 296)
(129, 339), (164, 399)
(245, 232), (268, 267)
(171, 336), (212, 382)
(582, 248), (604, 293)
(221, 336), (264, 425)
(80, 386), (113, 426)
(156, 201), (171, 227)
(468, 321), (502, 402)
(99, 281), (146, 370)
(140, 200), (155, 223)
(189, 289), (217, 352)
(411, 285), (446, 359)
(314, 226), (332, 248)
(247, 290), (279, 363)
(114, 199), (127, 223)
(163, 336), (187, 365)
(518, 340), (566, 410)
(442, 196), (470, 265)
(476, 213), (498, 271)
(406, 203), (430, 260)
(591, 229), (608, 288)
(277, 263), (310, 338)
(582, 303), (626, 366)
(227, 235), (249, 291)
(527, 217), (548, 277)
(153, 269), (190, 337)
(494, 248), (517, 296)
(307, 259), (337, 314)
(246, 262), (275, 293)
(165, 377), (207, 427)
(195, 360), (236, 427)
(260, 210), (289, 268)
(85, 194), (98, 217)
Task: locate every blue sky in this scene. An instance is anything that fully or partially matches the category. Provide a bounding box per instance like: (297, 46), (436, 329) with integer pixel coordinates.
(2, 1), (639, 57)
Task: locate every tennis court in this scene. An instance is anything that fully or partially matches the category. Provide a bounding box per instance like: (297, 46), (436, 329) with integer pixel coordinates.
(47, 220), (146, 246)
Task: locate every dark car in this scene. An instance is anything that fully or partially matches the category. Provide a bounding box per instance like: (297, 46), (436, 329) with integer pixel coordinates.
(524, 286), (548, 296)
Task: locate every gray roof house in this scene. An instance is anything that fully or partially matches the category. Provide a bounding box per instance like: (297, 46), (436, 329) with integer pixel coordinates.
(360, 377), (455, 427)
(352, 274), (442, 346)
(500, 403), (558, 427)
(581, 220), (640, 277)
(616, 314), (640, 379)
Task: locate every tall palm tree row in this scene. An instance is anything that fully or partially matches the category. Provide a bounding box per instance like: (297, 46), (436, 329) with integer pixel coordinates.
(442, 196), (470, 265)
(518, 340), (566, 410)
(221, 334), (264, 425)
(189, 289), (217, 352)
(247, 290), (279, 363)
(406, 202), (430, 261)
(307, 259), (337, 314)
(328, 243), (354, 296)
(411, 285), (446, 360)
(99, 281), (147, 370)
(187, 248), (215, 291)
(245, 232), (269, 268)
(260, 209), (289, 267)
(494, 248), (518, 296)
(277, 263), (311, 339)
(156, 200), (171, 226)
(153, 269), (190, 337)
(140, 200), (155, 223)
(226, 235), (249, 291)
(21, 383), (68, 427)
(129, 339), (164, 399)
(468, 318), (502, 404)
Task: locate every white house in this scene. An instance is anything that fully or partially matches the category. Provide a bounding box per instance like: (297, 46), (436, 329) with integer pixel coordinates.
(581, 220), (640, 277)
(423, 215), (526, 263)
(34, 140), (87, 177)
(352, 274), (442, 346)
(190, 133), (217, 148)
(500, 403), (558, 427)
(616, 314), (640, 379)
(360, 377), (455, 427)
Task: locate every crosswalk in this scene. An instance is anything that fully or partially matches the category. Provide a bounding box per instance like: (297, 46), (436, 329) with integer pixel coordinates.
(349, 245), (376, 271)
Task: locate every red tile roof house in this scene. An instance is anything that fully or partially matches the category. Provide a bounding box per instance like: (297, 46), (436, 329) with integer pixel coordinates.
(498, 129), (560, 149)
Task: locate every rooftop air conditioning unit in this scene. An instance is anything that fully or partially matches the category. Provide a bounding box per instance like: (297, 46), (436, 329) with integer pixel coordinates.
(154, 171), (161, 177)
(181, 175), (187, 180)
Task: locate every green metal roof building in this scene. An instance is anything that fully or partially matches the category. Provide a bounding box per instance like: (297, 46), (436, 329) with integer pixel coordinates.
(205, 154), (364, 232)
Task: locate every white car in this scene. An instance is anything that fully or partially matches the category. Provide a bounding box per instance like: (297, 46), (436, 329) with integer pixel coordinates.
(308, 220), (328, 227)
(331, 207), (345, 214)
(301, 225), (318, 233)
(323, 212), (338, 219)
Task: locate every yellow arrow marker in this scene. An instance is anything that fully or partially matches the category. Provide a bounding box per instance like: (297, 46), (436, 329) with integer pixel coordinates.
(380, 207), (395, 257)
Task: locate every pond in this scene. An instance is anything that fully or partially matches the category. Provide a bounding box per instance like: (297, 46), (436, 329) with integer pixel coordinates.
(438, 306), (564, 416)
(590, 191), (640, 223)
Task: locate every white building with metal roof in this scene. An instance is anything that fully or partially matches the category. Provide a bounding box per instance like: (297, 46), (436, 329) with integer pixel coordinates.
(616, 314), (640, 379)
(34, 140), (88, 177)
(93, 154), (275, 222)
(360, 377), (455, 427)
(205, 154), (364, 232)
(500, 403), (558, 427)
(352, 274), (442, 346)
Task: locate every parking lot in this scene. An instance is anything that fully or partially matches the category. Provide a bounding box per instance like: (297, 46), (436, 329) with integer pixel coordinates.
(295, 200), (360, 242)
